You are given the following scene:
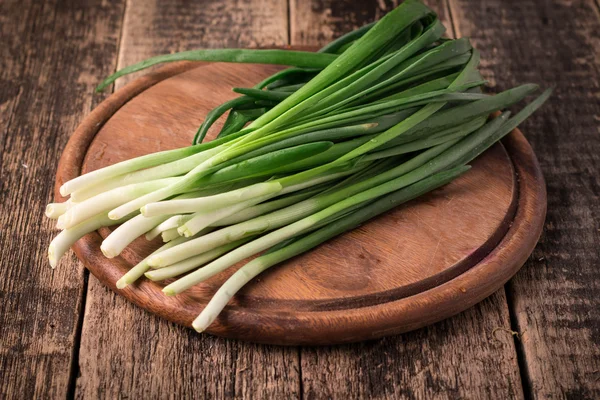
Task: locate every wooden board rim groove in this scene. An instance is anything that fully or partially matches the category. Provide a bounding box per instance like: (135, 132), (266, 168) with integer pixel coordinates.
(54, 61), (547, 345)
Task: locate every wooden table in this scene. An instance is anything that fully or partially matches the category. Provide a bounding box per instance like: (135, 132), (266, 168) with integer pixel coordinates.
(1, 0), (598, 398)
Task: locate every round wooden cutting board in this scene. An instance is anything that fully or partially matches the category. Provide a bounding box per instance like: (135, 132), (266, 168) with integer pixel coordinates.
(55, 61), (546, 345)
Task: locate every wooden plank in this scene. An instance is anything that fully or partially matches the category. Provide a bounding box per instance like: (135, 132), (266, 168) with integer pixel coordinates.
(73, 0), (300, 398)
(448, 0), (600, 397)
(0, 0), (125, 398)
(289, 0), (524, 397)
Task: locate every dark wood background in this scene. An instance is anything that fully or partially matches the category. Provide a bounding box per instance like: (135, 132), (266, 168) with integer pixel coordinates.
(1, 0), (598, 398)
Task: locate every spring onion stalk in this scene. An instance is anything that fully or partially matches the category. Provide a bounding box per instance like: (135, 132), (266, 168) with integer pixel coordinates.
(362, 116), (487, 161)
(59, 146), (202, 197)
(265, 48), (415, 128)
(145, 215), (192, 240)
(69, 145), (228, 201)
(144, 238), (254, 282)
(233, 88), (290, 102)
(141, 160), (364, 220)
(212, 186), (326, 226)
(101, 190), (211, 257)
(207, 122), (379, 172)
(179, 194), (274, 237)
(141, 181), (283, 217)
(178, 171), (340, 237)
(234, 122), (379, 152)
(199, 141), (334, 184)
(292, 78), (484, 129)
(96, 50), (338, 92)
(45, 200), (72, 219)
(358, 53), (474, 104)
(255, 68), (317, 91)
(106, 157), (277, 220)
(301, 40), (473, 122)
(161, 228), (182, 242)
(217, 108), (265, 138)
(116, 235), (195, 289)
(194, 96), (257, 143)
(101, 214), (171, 258)
(192, 165), (469, 330)
(48, 212), (133, 268)
(56, 214), (67, 230)
(62, 177), (179, 229)
(371, 71), (464, 105)
(397, 84), (538, 142)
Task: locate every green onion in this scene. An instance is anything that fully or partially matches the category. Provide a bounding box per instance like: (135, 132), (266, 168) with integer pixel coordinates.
(96, 49), (338, 92)
(116, 235), (197, 289)
(48, 212), (133, 268)
(144, 238), (253, 282)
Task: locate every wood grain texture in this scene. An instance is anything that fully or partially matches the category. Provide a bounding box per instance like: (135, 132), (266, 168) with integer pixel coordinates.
(301, 292), (523, 399)
(74, 0), (299, 398)
(289, 0), (525, 396)
(0, 0), (124, 398)
(449, 0), (600, 398)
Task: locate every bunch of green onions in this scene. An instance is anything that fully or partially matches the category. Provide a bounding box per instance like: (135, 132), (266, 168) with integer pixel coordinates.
(46, 0), (550, 332)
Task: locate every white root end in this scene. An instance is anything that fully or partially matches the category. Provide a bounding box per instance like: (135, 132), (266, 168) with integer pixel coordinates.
(192, 314), (213, 333)
(178, 226), (194, 238)
(56, 215), (66, 230)
(100, 244), (118, 259)
(115, 278), (128, 289)
(48, 245), (58, 269)
(161, 228), (181, 242)
(45, 202), (69, 219)
(59, 184), (69, 197)
(147, 255), (162, 268)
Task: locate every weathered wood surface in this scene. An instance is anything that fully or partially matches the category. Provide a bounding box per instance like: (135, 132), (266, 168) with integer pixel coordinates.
(74, 0), (300, 398)
(301, 292), (523, 399)
(0, 0), (125, 398)
(449, 0), (600, 398)
(1, 0), (598, 398)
